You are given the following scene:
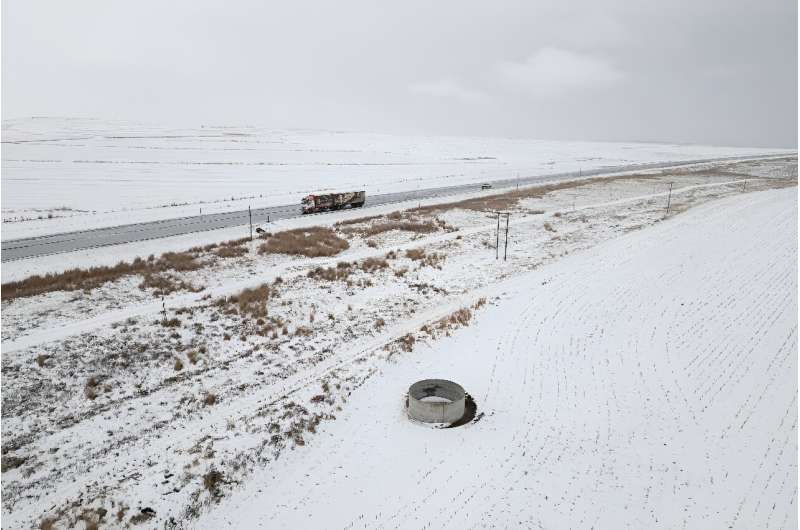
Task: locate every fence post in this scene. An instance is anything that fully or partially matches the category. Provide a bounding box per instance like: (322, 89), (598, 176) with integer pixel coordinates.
(249, 206), (253, 241)
(495, 212), (500, 260)
(665, 182), (674, 214)
(503, 214), (510, 261)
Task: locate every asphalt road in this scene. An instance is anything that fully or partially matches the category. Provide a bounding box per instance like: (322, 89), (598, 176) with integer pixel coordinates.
(0, 156), (772, 262)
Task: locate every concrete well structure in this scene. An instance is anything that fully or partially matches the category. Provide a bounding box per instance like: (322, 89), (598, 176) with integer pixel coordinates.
(407, 379), (466, 424)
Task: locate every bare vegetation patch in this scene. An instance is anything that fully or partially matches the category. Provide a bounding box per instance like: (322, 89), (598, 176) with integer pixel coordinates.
(2, 252), (202, 301)
(139, 272), (202, 297)
(307, 261), (354, 282)
(213, 245), (249, 259)
(258, 227), (348, 258)
(1, 454), (27, 472)
(221, 283), (277, 318)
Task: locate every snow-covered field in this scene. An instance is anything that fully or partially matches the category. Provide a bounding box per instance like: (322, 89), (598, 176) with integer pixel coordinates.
(1, 117), (792, 239)
(201, 185), (798, 530)
(0, 155), (796, 529)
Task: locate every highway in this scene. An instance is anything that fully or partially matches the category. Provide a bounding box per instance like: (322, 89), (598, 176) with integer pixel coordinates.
(0, 155), (772, 262)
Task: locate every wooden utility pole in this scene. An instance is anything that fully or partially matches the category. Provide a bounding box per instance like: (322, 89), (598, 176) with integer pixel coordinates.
(665, 182), (674, 214)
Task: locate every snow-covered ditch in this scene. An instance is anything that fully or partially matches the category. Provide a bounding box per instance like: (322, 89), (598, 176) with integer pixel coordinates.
(0, 157), (796, 529)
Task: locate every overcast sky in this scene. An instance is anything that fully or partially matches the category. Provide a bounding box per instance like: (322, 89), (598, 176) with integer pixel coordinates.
(2, 0), (797, 147)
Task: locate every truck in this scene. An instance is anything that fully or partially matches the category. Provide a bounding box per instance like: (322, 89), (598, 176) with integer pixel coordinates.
(301, 191), (365, 214)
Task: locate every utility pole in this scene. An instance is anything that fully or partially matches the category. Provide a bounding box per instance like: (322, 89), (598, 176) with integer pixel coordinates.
(503, 214), (510, 261)
(248, 205), (253, 241)
(665, 182), (674, 214)
(495, 212), (500, 260)
(742, 179), (747, 192)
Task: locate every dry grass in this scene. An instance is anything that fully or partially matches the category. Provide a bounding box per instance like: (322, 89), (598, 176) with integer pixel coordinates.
(203, 468), (226, 497)
(294, 326), (313, 337)
(2, 454), (27, 472)
(404, 248), (445, 269)
(213, 245), (249, 258)
(307, 261), (354, 282)
(413, 173), (651, 215)
(359, 257), (389, 273)
(129, 508), (156, 525)
(222, 283), (276, 318)
(84, 376), (100, 400)
(398, 333), (416, 352)
(160, 317), (181, 328)
(359, 220), (439, 237)
(2, 251), (202, 301)
(258, 227), (348, 258)
(39, 518), (57, 530)
(405, 248), (426, 260)
(139, 272), (202, 296)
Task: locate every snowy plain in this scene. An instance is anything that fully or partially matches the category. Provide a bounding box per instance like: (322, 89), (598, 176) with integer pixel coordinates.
(0, 153), (795, 529)
(199, 186), (798, 530)
(1, 117), (792, 239)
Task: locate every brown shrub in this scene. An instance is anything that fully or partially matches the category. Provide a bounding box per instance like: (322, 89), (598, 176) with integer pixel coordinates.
(161, 317), (181, 328)
(448, 308), (472, 326)
(294, 326), (313, 337)
(35, 354), (50, 368)
(84, 376), (100, 400)
(258, 227), (349, 258)
(1, 454), (27, 472)
(366, 239), (378, 248)
(39, 518), (58, 530)
(405, 248), (425, 260)
(398, 333), (416, 352)
(374, 318), (386, 329)
(225, 283), (274, 318)
(420, 252), (445, 269)
(203, 393), (217, 406)
(359, 257), (389, 273)
(307, 262), (353, 282)
(203, 468), (226, 497)
(544, 222), (556, 232)
(213, 245), (248, 259)
(187, 350), (199, 364)
(174, 359), (184, 371)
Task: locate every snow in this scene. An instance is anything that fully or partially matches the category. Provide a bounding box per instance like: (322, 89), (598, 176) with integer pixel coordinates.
(198, 187), (797, 529)
(2, 117), (792, 239)
(0, 155), (795, 530)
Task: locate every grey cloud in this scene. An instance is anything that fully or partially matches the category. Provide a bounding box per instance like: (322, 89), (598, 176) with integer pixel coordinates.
(2, 0), (796, 147)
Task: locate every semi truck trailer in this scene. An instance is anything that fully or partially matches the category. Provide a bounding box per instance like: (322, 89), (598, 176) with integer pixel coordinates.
(301, 191), (365, 214)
